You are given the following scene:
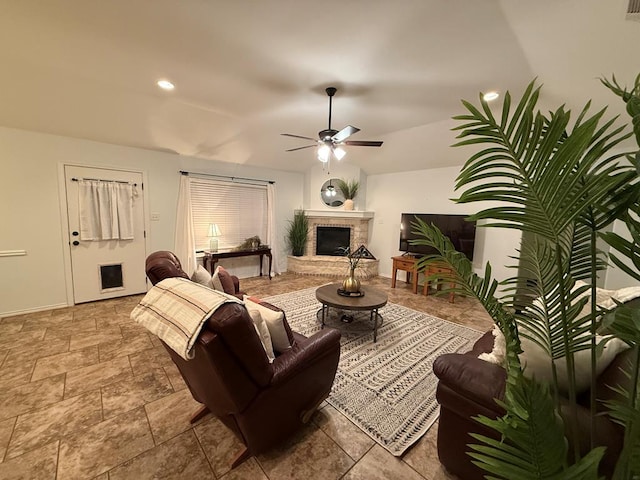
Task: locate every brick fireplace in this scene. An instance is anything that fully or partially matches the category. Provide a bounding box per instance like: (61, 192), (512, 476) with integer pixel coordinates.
(287, 210), (379, 279)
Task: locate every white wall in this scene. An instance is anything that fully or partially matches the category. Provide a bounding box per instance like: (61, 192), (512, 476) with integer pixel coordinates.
(365, 166), (522, 286)
(0, 126), (303, 316)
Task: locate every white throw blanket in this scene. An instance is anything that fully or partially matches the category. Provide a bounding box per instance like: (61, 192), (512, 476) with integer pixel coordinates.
(79, 180), (136, 240)
(130, 278), (242, 360)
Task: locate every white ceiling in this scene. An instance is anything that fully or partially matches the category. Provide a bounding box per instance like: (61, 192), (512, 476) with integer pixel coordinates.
(0, 0), (638, 175)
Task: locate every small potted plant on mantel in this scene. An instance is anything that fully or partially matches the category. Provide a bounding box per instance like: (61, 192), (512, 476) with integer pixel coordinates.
(335, 178), (359, 211)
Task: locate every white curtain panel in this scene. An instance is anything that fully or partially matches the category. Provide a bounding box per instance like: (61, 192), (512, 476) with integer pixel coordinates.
(78, 180), (135, 240)
(116, 183), (136, 239)
(175, 175), (197, 277)
(267, 182), (280, 276)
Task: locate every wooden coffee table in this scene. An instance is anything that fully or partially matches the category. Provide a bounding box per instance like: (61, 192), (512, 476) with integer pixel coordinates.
(315, 283), (388, 342)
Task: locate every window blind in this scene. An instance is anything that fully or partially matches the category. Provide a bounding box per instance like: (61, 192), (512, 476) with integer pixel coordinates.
(190, 179), (267, 250)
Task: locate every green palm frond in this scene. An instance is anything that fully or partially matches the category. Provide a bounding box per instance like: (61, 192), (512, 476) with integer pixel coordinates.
(453, 80), (632, 254)
(607, 382), (640, 480)
(469, 372), (604, 480)
(447, 77), (640, 473)
(600, 301), (640, 479)
(568, 222), (608, 281)
(602, 301), (640, 347)
(601, 204), (640, 283)
(512, 236), (593, 360)
(411, 220), (522, 366)
(601, 73), (640, 148)
(411, 212), (618, 478)
(570, 169), (637, 282)
(610, 400), (640, 480)
(600, 73), (640, 288)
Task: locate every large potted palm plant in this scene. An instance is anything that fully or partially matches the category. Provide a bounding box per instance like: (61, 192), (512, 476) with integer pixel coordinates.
(287, 210), (309, 256)
(414, 74), (640, 479)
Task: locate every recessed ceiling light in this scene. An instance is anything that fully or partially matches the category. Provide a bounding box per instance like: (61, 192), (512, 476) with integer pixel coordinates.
(483, 91), (499, 101)
(157, 79), (175, 91)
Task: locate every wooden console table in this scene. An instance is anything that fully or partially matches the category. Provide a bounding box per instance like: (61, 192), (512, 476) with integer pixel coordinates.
(203, 248), (272, 279)
(391, 255), (420, 294)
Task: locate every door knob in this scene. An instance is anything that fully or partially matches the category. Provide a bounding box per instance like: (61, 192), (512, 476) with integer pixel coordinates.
(72, 231), (79, 236)
(72, 241), (80, 246)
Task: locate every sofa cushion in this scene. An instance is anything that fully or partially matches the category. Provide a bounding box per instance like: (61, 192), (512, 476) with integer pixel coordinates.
(519, 334), (628, 394)
(515, 283), (636, 394)
(244, 296), (291, 353)
(247, 308), (276, 363)
(190, 265), (212, 286)
(210, 266), (236, 294)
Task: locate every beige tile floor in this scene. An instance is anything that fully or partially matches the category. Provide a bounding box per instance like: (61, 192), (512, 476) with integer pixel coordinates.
(0, 273), (494, 479)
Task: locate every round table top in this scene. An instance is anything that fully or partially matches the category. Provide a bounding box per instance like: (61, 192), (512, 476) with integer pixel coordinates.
(315, 283), (388, 311)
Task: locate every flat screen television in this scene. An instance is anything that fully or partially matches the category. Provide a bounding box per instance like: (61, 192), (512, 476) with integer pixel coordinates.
(399, 213), (476, 260)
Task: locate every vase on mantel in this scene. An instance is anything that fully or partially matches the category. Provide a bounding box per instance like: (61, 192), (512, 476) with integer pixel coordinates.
(343, 199), (354, 211)
(342, 266), (361, 293)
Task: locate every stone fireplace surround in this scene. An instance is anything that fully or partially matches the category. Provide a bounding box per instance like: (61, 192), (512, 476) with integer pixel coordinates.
(287, 210), (379, 279)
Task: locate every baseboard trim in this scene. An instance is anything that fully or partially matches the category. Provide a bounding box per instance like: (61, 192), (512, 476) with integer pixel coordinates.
(1, 302), (70, 319)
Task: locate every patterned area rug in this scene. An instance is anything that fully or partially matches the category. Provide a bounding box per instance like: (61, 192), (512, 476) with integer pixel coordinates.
(263, 286), (483, 456)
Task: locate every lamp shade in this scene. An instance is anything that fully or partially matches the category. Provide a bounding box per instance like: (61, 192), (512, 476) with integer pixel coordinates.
(207, 223), (221, 237)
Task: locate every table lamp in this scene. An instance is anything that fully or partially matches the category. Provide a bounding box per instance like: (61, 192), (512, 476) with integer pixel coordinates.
(207, 223), (221, 252)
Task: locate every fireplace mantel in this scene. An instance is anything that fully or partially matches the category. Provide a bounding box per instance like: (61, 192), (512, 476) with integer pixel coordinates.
(301, 209), (374, 219)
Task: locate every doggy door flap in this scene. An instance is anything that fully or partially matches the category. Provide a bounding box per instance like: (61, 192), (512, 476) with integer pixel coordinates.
(100, 264), (124, 290)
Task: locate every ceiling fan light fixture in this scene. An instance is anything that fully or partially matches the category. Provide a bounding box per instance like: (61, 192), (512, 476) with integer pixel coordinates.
(282, 87), (383, 163)
(317, 144), (331, 163)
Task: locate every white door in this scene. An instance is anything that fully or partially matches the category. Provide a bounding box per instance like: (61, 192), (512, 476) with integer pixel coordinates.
(65, 165), (147, 303)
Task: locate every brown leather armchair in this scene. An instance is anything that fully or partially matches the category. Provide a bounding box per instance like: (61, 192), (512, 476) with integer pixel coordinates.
(433, 329), (633, 479)
(145, 251), (342, 467)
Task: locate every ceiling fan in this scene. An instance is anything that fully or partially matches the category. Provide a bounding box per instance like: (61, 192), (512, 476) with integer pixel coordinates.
(281, 87), (383, 168)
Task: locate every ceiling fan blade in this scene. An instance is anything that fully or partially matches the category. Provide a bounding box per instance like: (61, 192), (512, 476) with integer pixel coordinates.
(331, 125), (360, 143)
(281, 133), (318, 142)
(344, 140), (384, 147)
(286, 145), (317, 152)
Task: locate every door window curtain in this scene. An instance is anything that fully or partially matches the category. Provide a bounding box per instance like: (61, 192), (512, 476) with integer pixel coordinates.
(78, 180), (136, 241)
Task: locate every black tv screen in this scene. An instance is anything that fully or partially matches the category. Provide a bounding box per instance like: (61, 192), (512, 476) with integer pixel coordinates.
(399, 213), (476, 260)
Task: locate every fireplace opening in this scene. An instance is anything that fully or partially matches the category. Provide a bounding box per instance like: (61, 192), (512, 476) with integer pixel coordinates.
(316, 226), (350, 256)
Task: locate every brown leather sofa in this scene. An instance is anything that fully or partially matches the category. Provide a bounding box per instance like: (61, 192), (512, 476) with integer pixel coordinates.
(433, 328), (633, 479)
(145, 251), (342, 467)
